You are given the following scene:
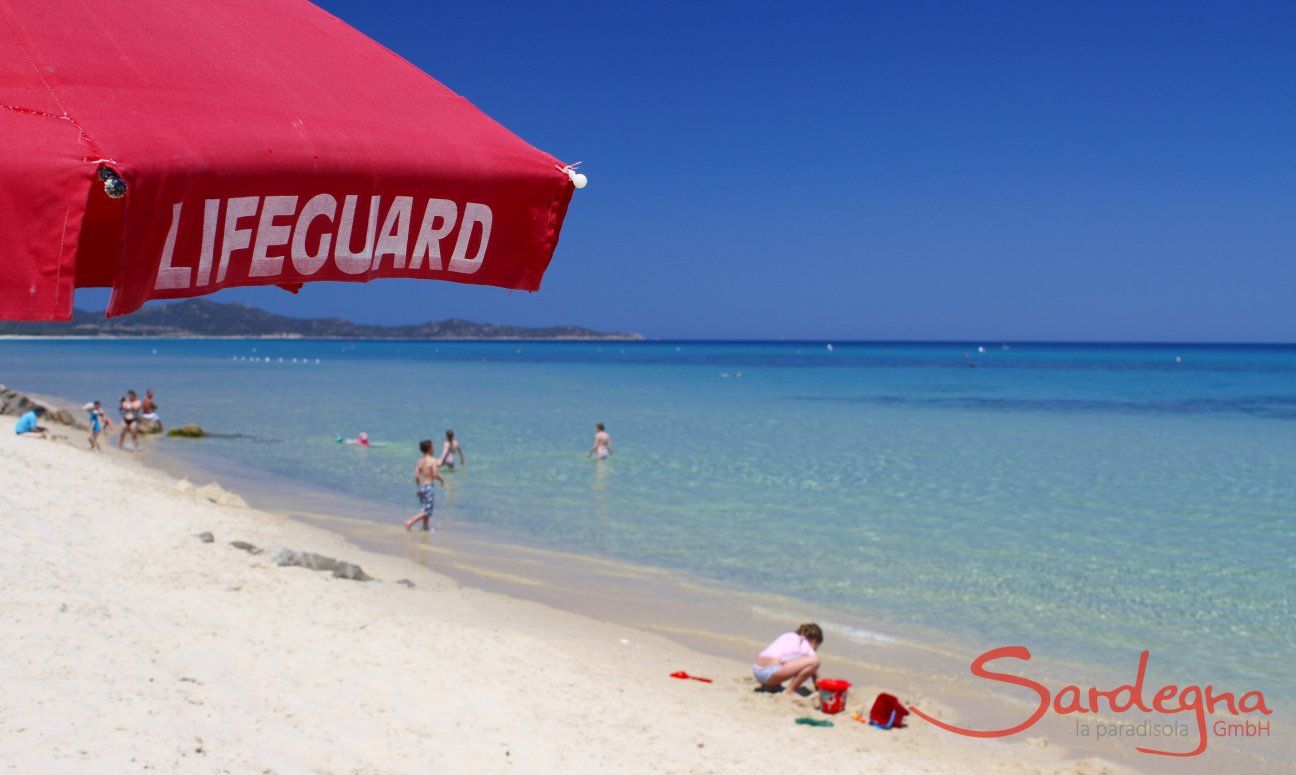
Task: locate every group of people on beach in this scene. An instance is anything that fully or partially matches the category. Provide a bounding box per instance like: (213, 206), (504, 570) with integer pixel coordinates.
(12, 388), (159, 452)
(102, 389), (161, 452)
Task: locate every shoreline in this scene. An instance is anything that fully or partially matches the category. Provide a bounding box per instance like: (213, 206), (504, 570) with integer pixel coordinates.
(8, 380), (1287, 771)
(0, 398), (1134, 773)
(160, 453), (1285, 773)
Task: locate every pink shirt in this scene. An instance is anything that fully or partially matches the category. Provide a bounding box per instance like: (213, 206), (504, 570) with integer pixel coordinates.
(759, 632), (816, 663)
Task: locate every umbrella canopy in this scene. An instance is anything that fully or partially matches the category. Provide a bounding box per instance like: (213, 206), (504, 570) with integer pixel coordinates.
(0, 0), (579, 321)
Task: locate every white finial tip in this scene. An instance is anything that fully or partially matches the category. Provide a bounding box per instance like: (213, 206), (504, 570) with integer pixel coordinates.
(559, 164), (588, 189)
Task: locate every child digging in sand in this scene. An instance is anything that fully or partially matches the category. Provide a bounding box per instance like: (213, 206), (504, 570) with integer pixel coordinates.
(404, 439), (444, 532)
(753, 623), (823, 697)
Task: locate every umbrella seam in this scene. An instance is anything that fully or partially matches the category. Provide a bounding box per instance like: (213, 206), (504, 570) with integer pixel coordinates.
(0, 10), (107, 161)
(539, 186), (565, 289)
(53, 207), (70, 314)
(0, 6), (66, 112)
(0, 104), (111, 163)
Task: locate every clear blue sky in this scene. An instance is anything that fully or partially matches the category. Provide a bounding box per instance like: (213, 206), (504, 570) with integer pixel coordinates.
(77, 1), (1296, 341)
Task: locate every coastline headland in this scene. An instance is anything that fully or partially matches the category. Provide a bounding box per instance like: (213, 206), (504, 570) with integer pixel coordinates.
(0, 298), (642, 341)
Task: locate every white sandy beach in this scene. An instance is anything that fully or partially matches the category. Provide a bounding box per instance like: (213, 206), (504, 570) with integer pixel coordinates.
(0, 415), (1127, 773)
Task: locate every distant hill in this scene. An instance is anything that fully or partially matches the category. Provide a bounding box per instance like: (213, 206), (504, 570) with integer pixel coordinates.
(0, 300), (641, 340)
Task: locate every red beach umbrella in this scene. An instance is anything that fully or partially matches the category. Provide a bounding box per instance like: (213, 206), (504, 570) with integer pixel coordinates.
(0, 0), (585, 321)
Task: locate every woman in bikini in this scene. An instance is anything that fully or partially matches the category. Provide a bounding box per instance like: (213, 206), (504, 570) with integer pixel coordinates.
(118, 390), (142, 451)
(587, 422), (612, 460)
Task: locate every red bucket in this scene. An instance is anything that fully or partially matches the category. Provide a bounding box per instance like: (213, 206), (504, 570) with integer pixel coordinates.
(818, 678), (851, 715)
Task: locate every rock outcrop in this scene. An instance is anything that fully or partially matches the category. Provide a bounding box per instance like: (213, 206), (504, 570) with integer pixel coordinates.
(0, 385), (82, 428)
(166, 423), (205, 438)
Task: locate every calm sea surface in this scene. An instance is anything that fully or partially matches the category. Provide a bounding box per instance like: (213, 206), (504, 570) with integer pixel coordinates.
(4, 339), (1293, 701)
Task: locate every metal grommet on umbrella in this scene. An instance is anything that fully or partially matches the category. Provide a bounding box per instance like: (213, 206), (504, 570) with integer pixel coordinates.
(97, 167), (126, 199)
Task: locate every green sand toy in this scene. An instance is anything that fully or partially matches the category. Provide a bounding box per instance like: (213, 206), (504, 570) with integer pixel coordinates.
(795, 717), (835, 727)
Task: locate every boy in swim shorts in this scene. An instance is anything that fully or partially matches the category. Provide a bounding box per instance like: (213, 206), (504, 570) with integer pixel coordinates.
(404, 439), (445, 532)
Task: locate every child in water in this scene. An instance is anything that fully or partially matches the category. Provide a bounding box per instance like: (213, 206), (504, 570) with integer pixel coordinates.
(404, 439), (444, 532)
(438, 429), (464, 470)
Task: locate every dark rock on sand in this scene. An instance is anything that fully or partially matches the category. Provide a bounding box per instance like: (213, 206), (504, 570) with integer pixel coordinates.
(273, 549), (372, 581)
(166, 423), (205, 438)
(197, 532), (215, 543)
(396, 579), (416, 588)
(0, 386), (83, 428)
(0, 386), (36, 416)
(230, 541), (261, 555)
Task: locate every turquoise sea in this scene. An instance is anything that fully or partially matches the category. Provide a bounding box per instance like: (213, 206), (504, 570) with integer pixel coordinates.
(3, 339), (1293, 706)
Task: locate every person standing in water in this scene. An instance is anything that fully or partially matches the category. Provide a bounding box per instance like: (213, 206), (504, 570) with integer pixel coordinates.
(587, 422), (612, 460)
(404, 439), (444, 532)
(437, 429), (465, 470)
(118, 391), (141, 451)
(140, 389), (162, 432)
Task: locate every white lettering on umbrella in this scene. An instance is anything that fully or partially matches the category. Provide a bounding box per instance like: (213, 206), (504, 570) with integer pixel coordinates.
(334, 194), (379, 274)
(219, 196), (260, 283)
(373, 196), (413, 270)
(153, 202), (189, 289)
(197, 199), (221, 286)
(292, 194), (336, 275)
(249, 195), (298, 276)
(409, 198), (457, 271)
(150, 194), (495, 290)
(448, 202), (492, 274)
